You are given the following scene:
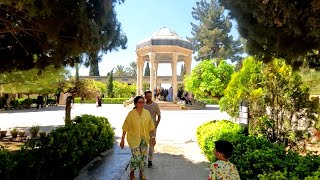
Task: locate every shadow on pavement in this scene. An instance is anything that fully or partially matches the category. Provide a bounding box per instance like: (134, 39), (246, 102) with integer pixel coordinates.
(83, 141), (209, 180)
(204, 106), (220, 110)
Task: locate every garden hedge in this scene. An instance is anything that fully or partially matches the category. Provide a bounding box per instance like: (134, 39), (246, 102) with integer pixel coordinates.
(73, 97), (129, 104)
(196, 120), (320, 179)
(198, 98), (220, 105)
(0, 114), (114, 180)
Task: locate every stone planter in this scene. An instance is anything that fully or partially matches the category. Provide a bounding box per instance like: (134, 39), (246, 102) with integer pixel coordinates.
(19, 131), (25, 137)
(1, 131), (7, 137)
(39, 132), (46, 138)
(31, 131), (39, 138)
(11, 132), (18, 138)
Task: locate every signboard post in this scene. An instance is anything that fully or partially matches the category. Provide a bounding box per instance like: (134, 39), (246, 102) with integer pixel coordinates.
(239, 100), (248, 126)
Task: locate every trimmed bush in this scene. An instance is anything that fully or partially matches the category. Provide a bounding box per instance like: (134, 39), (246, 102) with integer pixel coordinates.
(0, 114), (114, 180)
(196, 120), (320, 180)
(196, 120), (244, 161)
(73, 97), (129, 104)
(198, 98), (219, 105)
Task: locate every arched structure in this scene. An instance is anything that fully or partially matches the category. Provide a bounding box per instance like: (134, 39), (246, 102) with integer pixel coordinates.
(136, 27), (193, 101)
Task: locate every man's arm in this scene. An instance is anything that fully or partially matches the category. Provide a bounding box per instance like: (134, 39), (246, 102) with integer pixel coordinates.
(149, 129), (156, 146)
(156, 114), (161, 128)
(156, 104), (161, 128)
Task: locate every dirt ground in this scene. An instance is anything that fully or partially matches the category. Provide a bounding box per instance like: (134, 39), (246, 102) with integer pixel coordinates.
(0, 139), (25, 152)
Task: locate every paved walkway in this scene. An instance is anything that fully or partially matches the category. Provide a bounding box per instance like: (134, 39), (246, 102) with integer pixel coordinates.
(0, 103), (230, 180)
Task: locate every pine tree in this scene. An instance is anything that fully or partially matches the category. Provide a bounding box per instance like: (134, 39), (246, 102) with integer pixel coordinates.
(220, 0), (320, 69)
(107, 69), (114, 98)
(191, 0), (243, 64)
(144, 62), (150, 76)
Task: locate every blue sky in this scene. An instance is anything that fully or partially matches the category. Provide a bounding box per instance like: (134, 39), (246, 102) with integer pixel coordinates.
(77, 0), (239, 76)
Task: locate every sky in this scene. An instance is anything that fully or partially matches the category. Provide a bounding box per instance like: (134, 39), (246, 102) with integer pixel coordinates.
(76, 0), (239, 77)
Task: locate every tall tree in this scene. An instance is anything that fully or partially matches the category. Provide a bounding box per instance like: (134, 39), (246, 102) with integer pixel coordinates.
(0, 0), (127, 72)
(180, 64), (185, 76)
(184, 60), (234, 98)
(126, 61), (137, 76)
(144, 62), (150, 76)
(220, 0), (320, 69)
(88, 51), (101, 76)
(107, 69), (114, 97)
(191, 0), (243, 64)
(114, 65), (127, 76)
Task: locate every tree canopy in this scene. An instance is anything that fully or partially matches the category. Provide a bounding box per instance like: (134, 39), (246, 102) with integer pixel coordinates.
(220, 0), (320, 68)
(220, 56), (317, 142)
(190, 0), (243, 64)
(126, 61), (137, 76)
(0, 0), (127, 72)
(114, 65), (126, 76)
(0, 66), (66, 94)
(184, 60), (234, 98)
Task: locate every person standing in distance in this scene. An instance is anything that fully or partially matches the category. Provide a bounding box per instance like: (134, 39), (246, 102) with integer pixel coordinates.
(143, 90), (161, 168)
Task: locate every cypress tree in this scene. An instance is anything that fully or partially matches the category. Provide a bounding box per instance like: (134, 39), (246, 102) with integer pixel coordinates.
(144, 62), (150, 76)
(107, 69), (114, 98)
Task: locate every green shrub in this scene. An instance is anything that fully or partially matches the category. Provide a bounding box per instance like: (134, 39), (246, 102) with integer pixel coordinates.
(196, 120), (320, 180)
(0, 114), (114, 180)
(73, 97), (129, 104)
(21, 98), (33, 108)
(0, 146), (15, 178)
(196, 120), (244, 161)
(198, 98), (219, 105)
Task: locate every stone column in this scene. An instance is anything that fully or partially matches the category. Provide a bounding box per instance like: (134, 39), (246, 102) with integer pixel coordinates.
(185, 55), (192, 76)
(154, 61), (159, 93)
(149, 52), (155, 100)
(171, 53), (178, 102)
(136, 56), (144, 96)
(139, 60), (144, 95)
(136, 57), (140, 95)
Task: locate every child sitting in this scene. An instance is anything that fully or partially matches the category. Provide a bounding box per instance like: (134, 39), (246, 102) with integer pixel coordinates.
(208, 140), (240, 180)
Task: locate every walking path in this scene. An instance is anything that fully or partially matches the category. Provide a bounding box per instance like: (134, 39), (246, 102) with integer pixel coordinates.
(0, 103), (230, 180)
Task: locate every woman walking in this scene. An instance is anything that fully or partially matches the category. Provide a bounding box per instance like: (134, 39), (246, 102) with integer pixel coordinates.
(120, 96), (156, 180)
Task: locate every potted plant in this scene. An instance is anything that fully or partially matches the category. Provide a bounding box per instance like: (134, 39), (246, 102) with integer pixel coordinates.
(39, 131), (46, 138)
(10, 128), (18, 138)
(19, 130), (25, 137)
(30, 125), (40, 138)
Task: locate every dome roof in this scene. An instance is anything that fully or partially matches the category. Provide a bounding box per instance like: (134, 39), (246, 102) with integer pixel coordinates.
(136, 27), (192, 50)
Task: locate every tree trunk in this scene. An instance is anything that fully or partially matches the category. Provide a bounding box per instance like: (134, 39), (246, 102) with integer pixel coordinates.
(65, 98), (72, 124)
(5, 94), (11, 110)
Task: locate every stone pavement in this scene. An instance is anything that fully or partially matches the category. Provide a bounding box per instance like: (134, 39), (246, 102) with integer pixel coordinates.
(76, 139), (209, 180)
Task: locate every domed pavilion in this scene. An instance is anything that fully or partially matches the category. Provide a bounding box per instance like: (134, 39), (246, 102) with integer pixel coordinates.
(136, 27), (193, 101)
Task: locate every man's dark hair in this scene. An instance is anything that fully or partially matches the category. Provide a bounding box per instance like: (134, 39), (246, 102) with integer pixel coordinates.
(144, 90), (152, 96)
(214, 140), (234, 159)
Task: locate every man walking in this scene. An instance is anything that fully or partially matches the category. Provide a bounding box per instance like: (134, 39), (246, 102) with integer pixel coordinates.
(144, 90), (161, 168)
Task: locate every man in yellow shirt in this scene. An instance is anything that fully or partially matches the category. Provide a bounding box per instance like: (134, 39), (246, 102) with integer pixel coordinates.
(120, 96), (156, 180)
